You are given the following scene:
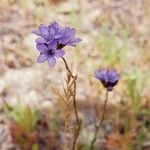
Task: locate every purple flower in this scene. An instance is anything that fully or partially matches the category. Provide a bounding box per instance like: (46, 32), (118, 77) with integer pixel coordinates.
(32, 22), (81, 67)
(36, 41), (65, 67)
(58, 27), (81, 47)
(94, 69), (120, 91)
(32, 22), (62, 44)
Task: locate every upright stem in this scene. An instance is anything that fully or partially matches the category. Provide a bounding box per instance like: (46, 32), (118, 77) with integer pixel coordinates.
(61, 57), (74, 78)
(90, 90), (109, 150)
(63, 121), (68, 150)
(61, 57), (81, 150)
(72, 77), (81, 150)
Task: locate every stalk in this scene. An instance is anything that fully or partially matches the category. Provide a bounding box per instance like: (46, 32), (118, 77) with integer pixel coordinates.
(90, 90), (109, 150)
(62, 57), (81, 150)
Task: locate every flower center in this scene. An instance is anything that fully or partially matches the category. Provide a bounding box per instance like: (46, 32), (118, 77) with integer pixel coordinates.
(48, 49), (55, 56)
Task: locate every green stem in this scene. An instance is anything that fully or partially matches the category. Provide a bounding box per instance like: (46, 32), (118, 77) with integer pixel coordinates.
(90, 90), (109, 150)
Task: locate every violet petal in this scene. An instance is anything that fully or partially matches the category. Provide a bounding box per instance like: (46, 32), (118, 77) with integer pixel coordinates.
(37, 53), (49, 63)
(48, 57), (56, 67)
(55, 49), (65, 58)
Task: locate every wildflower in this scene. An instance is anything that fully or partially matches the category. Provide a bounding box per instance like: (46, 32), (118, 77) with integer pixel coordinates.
(32, 22), (62, 44)
(32, 22), (81, 67)
(36, 41), (65, 67)
(58, 27), (81, 47)
(94, 69), (120, 91)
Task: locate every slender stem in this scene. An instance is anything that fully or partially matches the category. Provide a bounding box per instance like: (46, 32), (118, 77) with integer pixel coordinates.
(62, 57), (74, 78)
(61, 57), (81, 150)
(99, 90), (109, 127)
(63, 121), (68, 150)
(73, 77), (79, 125)
(72, 77), (81, 150)
(90, 90), (109, 150)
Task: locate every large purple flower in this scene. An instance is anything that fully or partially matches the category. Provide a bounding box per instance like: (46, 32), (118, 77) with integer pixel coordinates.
(32, 22), (81, 67)
(94, 69), (120, 91)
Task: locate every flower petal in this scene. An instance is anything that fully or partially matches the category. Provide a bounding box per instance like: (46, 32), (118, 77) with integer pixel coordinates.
(53, 22), (60, 30)
(48, 57), (56, 67)
(58, 37), (68, 44)
(48, 40), (57, 50)
(69, 28), (76, 39)
(94, 70), (106, 80)
(68, 38), (81, 47)
(37, 53), (49, 63)
(55, 30), (64, 39)
(35, 37), (46, 43)
(39, 25), (49, 39)
(55, 49), (65, 58)
(36, 44), (48, 52)
(32, 29), (41, 35)
(74, 38), (82, 43)
(49, 27), (55, 38)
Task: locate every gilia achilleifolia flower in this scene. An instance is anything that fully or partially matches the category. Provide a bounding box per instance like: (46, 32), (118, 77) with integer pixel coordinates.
(94, 69), (120, 91)
(32, 22), (81, 67)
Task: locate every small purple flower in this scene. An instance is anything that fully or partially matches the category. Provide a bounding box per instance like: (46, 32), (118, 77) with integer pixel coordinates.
(32, 22), (62, 44)
(32, 22), (81, 67)
(36, 41), (65, 67)
(58, 27), (81, 47)
(94, 69), (120, 91)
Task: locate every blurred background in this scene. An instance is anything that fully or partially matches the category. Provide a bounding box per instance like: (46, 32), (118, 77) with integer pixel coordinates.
(0, 0), (150, 149)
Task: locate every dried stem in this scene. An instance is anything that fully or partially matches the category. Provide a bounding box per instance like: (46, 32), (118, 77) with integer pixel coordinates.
(90, 90), (109, 150)
(61, 57), (81, 150)
(72, 77), (81, 150)
(61, 57), (74, 78)
(63, 120), (68, 150)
